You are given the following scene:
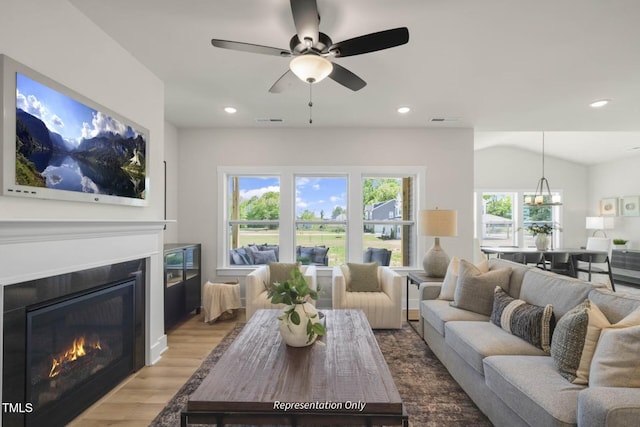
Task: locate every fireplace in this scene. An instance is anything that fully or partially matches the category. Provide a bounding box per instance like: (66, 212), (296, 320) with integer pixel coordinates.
(2, 260), (145, 427)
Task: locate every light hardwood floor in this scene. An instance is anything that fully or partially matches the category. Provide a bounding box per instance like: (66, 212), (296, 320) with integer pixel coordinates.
(69, 312), (242, 427)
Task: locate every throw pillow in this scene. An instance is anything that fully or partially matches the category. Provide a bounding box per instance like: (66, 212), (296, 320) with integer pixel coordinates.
(367, 247), (390, 266)
(490, 287), (555, 354)
(450, 260), (512, 316)
(268, 262), (300, 288)
(346, 262), (380, 292)
(589, 309), (640, 387)
(550, 300), (610, 384)
(253, 250), (277, 265)
(312, 246), (329, 265)
(299, 246), (315, 262)
(438, 257), (489, 301)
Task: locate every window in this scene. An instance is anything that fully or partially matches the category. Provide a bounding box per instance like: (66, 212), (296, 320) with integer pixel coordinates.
(479, 192), (516, 247)
(522, 194), (560, 248)
(221, 167), (423, 268)
(362, 177), (415, 267)
(227, 176), (280, 266)
(475, 190), (562, 249)
(295, 176), (347, 266)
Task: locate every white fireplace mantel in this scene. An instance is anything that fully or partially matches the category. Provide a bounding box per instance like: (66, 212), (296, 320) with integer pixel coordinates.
(0, 218), (169, 371)
(0, 219), (168, 245)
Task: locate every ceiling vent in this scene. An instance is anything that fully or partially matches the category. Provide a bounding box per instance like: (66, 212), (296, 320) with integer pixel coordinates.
(255, 118), (284, 123)
(429, 117), (461, 123)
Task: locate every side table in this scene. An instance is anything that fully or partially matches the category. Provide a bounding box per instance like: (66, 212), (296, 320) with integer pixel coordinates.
(202, 281), (241, 323)
(406, 272), (442, 333)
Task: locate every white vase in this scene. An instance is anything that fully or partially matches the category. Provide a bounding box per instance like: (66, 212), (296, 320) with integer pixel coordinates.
(278, 302), (320, 347)
(535, 233), (550, 251)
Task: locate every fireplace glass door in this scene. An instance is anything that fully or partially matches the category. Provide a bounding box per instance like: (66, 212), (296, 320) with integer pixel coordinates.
(25, 280), (135, 425)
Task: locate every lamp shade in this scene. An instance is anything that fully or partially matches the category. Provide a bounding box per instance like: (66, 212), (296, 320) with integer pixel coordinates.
(585, 216), (614, 230)
(289, 54), (333, 83)
(420, 209), (458, 237)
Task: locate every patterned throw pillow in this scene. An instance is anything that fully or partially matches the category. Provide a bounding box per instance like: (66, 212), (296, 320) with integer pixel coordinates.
(491, 287), (555, 354)
(550, 300), (610, 384)
(450, 260), (511, 316)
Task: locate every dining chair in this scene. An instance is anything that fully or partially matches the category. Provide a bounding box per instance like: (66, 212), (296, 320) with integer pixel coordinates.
(541, 252), (576, 277)
(575, 237), (615, 291)
(512, 252), (544, 267)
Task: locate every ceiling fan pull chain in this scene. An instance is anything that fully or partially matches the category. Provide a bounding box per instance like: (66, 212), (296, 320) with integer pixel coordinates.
(308, 83), (313, 124)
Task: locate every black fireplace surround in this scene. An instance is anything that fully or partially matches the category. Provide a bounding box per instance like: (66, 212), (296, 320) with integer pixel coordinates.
(3, 259), (146, 427)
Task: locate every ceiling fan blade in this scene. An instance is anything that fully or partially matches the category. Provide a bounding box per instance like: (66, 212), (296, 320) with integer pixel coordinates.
(290, 0), (320, 46)
(211, 39), (291, 57)
(269, 69), (300, 93)
(328, 63), (366, 91)
(329, 27), (409, 58)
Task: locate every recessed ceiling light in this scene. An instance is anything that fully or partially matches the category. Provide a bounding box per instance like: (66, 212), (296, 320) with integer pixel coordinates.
(397, 106), (411, 114)
(224, 106), (237, 114)
(589, 99), (610, 108)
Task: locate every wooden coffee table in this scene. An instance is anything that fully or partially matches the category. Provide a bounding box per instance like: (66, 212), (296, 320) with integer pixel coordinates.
(181, 309), (407, 426)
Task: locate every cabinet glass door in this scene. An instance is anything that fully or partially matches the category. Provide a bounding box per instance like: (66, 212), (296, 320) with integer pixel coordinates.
(185, 246), (200, 281)
(165, 250), (184, 287)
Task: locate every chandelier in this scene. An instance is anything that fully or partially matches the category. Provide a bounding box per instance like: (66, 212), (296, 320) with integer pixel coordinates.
(524, 132), (562, 206)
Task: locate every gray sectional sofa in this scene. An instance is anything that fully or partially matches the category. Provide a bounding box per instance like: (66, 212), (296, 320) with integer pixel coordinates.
(419, 258), (640, 427)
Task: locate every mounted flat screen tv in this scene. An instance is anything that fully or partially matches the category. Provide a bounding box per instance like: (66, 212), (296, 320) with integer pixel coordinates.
(1, 55), (149, 206)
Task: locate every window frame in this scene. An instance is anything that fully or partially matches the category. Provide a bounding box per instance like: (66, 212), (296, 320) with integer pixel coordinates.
(218, 166), (425, 271)
(474, 189), (564, 249)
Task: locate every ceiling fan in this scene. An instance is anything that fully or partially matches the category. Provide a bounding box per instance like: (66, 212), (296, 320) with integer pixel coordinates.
(211, 0), (409, 93)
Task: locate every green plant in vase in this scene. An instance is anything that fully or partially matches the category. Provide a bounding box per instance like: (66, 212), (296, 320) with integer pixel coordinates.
(267, 268), (325, 346)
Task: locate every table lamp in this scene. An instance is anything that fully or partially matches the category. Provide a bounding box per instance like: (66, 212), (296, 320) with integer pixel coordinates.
(585, 216), (614, 237)
(420, 209), (458, 277)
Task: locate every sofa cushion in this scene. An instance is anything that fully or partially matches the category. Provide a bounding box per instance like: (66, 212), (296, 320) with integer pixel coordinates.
(491, 287), (555, 354)
(488, 258), (530, 298)
(589, 309), (640, 388)
(445, 321), (546, 375)
(450, 260), (512, 316)
(346, 262), (380, 292)
(588, 288), (640, 323)
(254, 249), (277, 265)
(421, 299), (489, 336)
(484, 355), (585, 427)
(550, 300), (610, 385)
(438, 257), (489, 301)
(519, 268), (594, 319)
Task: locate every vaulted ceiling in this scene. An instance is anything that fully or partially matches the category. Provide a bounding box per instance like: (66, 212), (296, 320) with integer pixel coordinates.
(71, 0), (640, 165)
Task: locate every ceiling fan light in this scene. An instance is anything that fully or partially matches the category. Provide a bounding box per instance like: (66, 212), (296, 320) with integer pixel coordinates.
(289, 55), (333, 84)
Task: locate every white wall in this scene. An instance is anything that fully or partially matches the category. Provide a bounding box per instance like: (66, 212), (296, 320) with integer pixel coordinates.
(474, 146), (589, 248)
(175, 127), (474, 308)
(0, 0), (168, 407)
(588, 155), (640, 249)
(0, 0), (165, 222)
(164, 121), (179, 242)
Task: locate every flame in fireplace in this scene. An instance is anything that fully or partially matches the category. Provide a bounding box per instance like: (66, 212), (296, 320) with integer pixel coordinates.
(49, 336), (102, 378)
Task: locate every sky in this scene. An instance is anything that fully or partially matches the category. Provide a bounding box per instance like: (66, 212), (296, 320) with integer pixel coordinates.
(234, 176), (347, 218)
(16, 73), (142, 146)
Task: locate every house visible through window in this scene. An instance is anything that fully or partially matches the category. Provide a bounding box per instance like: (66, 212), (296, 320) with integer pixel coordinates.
(362, 177), (415, 267)
(222, 167), (422, 268)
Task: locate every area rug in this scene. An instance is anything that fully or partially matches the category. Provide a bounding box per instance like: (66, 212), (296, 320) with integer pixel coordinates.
(150, 323), (491, 427)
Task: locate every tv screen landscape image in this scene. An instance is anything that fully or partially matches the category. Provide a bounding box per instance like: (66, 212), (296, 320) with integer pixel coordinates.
(1, 55), (149, 206)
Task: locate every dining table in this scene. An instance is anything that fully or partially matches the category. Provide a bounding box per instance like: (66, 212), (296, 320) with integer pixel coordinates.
(480, 246), (607, 258)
